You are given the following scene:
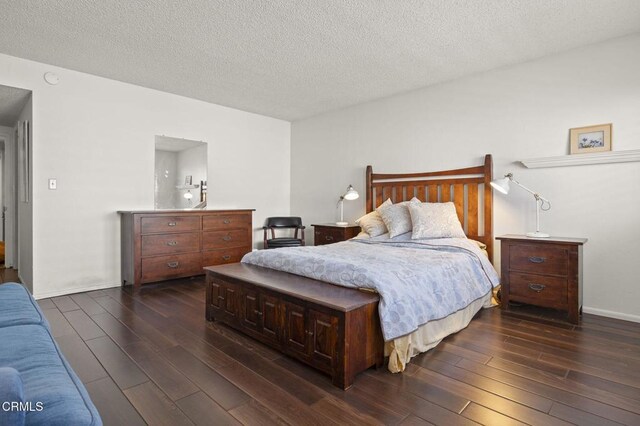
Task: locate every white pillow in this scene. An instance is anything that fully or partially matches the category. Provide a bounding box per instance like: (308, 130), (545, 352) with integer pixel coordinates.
(377, 198), (420, 238)
(408, 202), (466, 239)
(356, 198), (392, 237)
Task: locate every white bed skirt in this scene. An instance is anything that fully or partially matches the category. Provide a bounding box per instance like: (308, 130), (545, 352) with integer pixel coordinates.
(385, 291), (494, 373)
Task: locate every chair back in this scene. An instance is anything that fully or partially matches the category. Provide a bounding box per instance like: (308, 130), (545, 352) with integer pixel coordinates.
(265, 217), (303, 228)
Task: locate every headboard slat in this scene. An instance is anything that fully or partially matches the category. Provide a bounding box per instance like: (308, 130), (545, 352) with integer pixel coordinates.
(365, 155), (494, 262)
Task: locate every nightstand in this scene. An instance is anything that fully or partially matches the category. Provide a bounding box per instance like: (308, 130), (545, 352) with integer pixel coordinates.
(312, 224), (361, 246)
(497, 235), (587, 323)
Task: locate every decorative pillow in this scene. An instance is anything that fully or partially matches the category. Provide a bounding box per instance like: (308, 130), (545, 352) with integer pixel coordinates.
(408, 202), (466, 239)
(356, 198), (392, 237)
(377, 198), (420, 238)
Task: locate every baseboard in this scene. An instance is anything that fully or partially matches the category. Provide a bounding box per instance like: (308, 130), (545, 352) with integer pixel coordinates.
(33, 282), (121, 300)
(582, 306), (640, 324)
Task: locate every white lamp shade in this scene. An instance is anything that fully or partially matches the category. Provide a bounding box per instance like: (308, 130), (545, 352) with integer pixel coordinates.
(490, 177), (510, 194)
(343, 185), (359, 200)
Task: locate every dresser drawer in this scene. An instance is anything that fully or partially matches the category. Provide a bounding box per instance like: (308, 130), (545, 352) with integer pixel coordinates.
(203, 230), (250, 250)
(202, 247), (248, 266)
(141, 253), (202, 282)
(203, 213), (252, 230)
(509, 272), (567, 310)
(141, 216), (201, 234)
(141, 232), (201, 256)
(314, 228), (343, 245)
(509, 244), (568, 276)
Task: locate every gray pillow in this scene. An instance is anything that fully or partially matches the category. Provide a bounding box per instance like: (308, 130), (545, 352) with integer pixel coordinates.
(408, 202), (466, 239)
(356, 198), (392, 237)
(377, 198), (420, 238)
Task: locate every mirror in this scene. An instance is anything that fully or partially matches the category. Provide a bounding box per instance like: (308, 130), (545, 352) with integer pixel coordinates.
(154, 136), (207, 209)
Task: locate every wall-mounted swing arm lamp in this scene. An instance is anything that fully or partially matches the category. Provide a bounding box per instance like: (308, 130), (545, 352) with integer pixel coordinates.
(336, 185), (359, 226)
(490, 173), (552, 238)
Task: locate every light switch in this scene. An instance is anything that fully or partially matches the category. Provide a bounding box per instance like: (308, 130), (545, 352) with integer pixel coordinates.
(48, 179), (57, 190)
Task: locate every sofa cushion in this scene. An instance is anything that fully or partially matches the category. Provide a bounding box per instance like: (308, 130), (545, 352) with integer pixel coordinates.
(0, 367), (26, 426)
(0, 283), (48, 328)
(0, 325), (101, 425)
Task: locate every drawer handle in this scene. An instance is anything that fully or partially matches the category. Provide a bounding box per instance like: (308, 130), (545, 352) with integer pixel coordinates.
(528, 256), (546, 264)
(223, 219), (231, 224)
(256, 311), (263, 316)
(218, 295), (225, 300)
(223, 235), (232, 241)
(528, 283), (546, 292)
(167, 261), (179, 268)
(222, 255), (231, 261)
(168, 221), (177, 227)
(325, 235), (334, 241)
(166, 241), (178, 246)
(306, 330), (314, 336)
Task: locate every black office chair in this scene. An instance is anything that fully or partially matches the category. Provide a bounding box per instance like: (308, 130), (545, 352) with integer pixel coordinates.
(263, 217), (305, 249)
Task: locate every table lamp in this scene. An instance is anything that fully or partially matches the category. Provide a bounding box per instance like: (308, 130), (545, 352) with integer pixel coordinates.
(336, 185), (359, 226)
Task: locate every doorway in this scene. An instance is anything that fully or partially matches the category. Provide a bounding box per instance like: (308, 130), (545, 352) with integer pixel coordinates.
(0, 84), (32, 286)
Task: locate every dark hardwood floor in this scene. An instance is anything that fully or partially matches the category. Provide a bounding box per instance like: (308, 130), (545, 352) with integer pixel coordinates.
(35, 277), (640, 425)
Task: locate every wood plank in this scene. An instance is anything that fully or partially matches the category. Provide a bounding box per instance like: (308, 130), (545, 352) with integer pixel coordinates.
(467, 184), (478, 236)
(176, 392), (241, 426)
(416, 186), (426, 203)
(90, 311), (142, 347)
(84, 377), (146, 426)
(123, 341), (199, 401)
(55, 333), (108, 384)
(42, 308), (76, 338)
(441, 183), (451, 202)
(123, 381), (194, 426)
(229, 399), (290, 426)
(161, 345), (250, 411)
(37, 298), (56, 310)
(215, 362), (338, 426)
(51, 295), (81, 312)
(428, 185), (438, 202)
(461, 402), (525, 426)
(70, 293), (107, 315)
(548, 402), (624, 426)
(310, 396), (384, 425)
(453, 184), (464, 226)
(86, 336), (149, 390)
(63, 309), (106, 341)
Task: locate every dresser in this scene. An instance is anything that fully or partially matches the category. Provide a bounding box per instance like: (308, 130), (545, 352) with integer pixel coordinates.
(497, 234), (587, 323)
(312, 224), (361, 246)
(119, 210), (254, 288)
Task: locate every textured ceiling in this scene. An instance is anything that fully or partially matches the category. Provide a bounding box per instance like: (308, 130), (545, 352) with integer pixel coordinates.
(0, 85), (31, 127)
(0, 1), (639, 121)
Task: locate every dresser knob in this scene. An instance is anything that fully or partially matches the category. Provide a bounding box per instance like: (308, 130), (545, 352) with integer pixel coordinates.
(223, 235), (232, 241)
(166, 241), (178, 246)
(325, 235), (334, 241)
(528, 283), (546, 292)
(222, 255), (231, 261)
(168, 221), (177, 227)
(528, 256), (545, 264)
(167, 261), (179, 268)
(223, 219), (231, 224)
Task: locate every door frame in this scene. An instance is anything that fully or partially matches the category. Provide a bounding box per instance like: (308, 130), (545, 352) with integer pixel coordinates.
(0, 126), (17, 268)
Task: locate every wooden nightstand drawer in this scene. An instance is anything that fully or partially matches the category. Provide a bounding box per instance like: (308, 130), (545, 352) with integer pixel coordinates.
(509, 272), (567, 310)
(312, 224), (361, 246)
(509, 244), (568, 276)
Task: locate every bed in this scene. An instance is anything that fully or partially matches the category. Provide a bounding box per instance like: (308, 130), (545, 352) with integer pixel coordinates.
(205, 154), (498, 389)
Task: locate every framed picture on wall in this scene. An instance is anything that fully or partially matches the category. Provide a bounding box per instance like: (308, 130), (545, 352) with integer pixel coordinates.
(569, 123), (612, 154)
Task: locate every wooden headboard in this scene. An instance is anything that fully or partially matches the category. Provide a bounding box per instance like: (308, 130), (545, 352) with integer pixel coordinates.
(365, 154), (494, 261)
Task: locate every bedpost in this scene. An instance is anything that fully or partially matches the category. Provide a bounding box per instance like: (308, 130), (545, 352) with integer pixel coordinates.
(366, 165), (373, 213)
(483, 154), (494, 262)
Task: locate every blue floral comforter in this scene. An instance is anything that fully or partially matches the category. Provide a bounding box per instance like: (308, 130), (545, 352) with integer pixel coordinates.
(241, 235), (499, 341)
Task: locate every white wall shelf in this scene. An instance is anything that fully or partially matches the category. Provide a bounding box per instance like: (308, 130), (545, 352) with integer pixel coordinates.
(520, 149), (640, 169)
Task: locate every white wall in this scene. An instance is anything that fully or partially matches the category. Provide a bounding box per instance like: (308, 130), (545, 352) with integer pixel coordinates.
(291, 34), (640, 322)
(0, 53), (291, 299)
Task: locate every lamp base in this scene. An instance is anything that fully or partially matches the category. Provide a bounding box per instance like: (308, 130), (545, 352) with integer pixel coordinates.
(526, 231), (550, 238)
(335, 221), (349, 226)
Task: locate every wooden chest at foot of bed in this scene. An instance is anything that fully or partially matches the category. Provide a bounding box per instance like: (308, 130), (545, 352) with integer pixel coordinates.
(205, 263), (384, 389)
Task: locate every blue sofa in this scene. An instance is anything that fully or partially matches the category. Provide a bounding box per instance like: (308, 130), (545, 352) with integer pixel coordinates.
(0, 283), (102, 425)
